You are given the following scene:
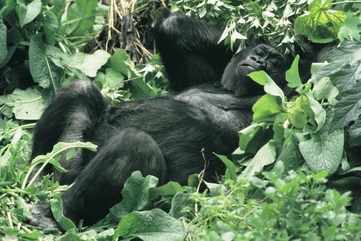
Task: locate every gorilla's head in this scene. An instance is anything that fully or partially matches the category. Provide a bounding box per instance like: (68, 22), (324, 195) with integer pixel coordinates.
(221, 44), (287, 96)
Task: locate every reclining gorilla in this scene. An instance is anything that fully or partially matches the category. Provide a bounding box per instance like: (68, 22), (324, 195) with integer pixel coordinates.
(30, 10), (286, 226)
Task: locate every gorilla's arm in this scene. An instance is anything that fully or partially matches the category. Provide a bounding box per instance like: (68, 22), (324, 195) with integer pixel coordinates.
(154, 9), (233, 91)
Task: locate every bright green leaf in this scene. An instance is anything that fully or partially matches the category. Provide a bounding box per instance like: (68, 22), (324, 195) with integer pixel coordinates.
(286, 55), (302, 89)
(242, 141), (277, 178)
(248, 70), (285, 102)
(66, 50), (111, 77)
(299, 129), (344, 174)
(252, 94), (282, 122)
(16, 0), (42, 27)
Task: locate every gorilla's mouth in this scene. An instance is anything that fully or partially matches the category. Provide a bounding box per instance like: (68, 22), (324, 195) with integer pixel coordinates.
(239, 65), (257, 76)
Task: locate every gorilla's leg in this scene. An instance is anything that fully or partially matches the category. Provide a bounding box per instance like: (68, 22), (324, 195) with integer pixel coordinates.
(30, 81), (106, 183)
(153, 9), (233, 91)
(61, 128), (166, 225)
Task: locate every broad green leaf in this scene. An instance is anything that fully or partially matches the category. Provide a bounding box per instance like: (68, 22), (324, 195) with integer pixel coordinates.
(50, 195), (77, 231)
(66, 50), (111, 77)
(287, 96), (311, 129)
(104, 171), (159, 223)
(96, 68), (125, 90)
(0, 19), (7, 65)
(252, 94), (282, 122)
(242, 141), (276, 178)
(332, 82), (361, 130)
(307, 94), (326, 131)
(286, 55), (302, 89)
(5, 88), (45, 120)
(29, 35), (53, 88)
(109, 49), (131, 75)
(276, 134), (303, 171)
(299, 129), (344, 174)
(312, 77), (338, 104)
(72, 0), (97, 35)
(248, 70), (285, 102)
(338, 13), (361, 42)
(43, 11), (59, 45)
(294, 0), (346, 43)
(115, 209), (185, 241)
(0, 0), (16, 17)
(234, 123), (264, 155)
(170, 192), (191, 218)
(16, 0), (42, 27)
(63, 0), (97, 36)
(151, 181), (183, 198)
(215, 154), (237, 181)
(347, 118), (361, 147)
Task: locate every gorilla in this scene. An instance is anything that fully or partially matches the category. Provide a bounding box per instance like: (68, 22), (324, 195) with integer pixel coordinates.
(29, 9), (287, 226)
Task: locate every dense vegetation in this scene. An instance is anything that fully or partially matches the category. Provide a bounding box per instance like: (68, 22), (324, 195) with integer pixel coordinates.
(1, 0), (361, 240)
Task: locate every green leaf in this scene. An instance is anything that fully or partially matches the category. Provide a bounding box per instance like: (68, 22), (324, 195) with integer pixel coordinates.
(286, 55), (302, 89)
(114, 209), (185, 241)
(312, 77), (338, 104)
(347, 118), (361, 147)
(43, 11), (59, 45)
(152, 181), (183, 198)
(109, 49), (131, 75)
(248, 70), (285, 102)
(332, 82), (361, 130)
(0, 19), (7, 65)
(29, 35), (53, 88)
(215, 154), (237, 181)
(307, 94), (326, 131)
(242, 141), (276, 178)
(294, 0), (346, 43)
(170, 192), (191, 219)
(5, 88), (45, 120)
(338, 13), (361, 42)
(0, 0), (16, 17)
(105, 171), (159, 223)
(16, 0), (42, 27)
(63, 0), (97, 36)
(234, 123), (263, 155)
(287, 95), (312, 129)
(299, 129), (344, 174)
(276, 134), (303, 171)
(50, 195), (77, 231)
(96, 68), (125, 90)
(66, 50), (111, 78)
(252, 94), (282, 122)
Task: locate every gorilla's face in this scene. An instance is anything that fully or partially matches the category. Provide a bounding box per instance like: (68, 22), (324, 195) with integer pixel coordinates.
(221, 44), (287, 96)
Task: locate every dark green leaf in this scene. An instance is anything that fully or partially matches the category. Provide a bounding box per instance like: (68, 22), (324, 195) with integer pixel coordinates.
(50, 195), (77, 231)
(0, 18), (7, 65)
(114, 209), (185, 241)
(105, 171), (159, 222)
(29, 35), (53, 88)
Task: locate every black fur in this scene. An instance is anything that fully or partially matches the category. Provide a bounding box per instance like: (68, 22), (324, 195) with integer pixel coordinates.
(30, 11), (286, 226)
(153, 9), (233, 91)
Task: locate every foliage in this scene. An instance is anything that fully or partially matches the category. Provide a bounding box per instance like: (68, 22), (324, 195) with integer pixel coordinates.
(2, 0), (361, 241)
